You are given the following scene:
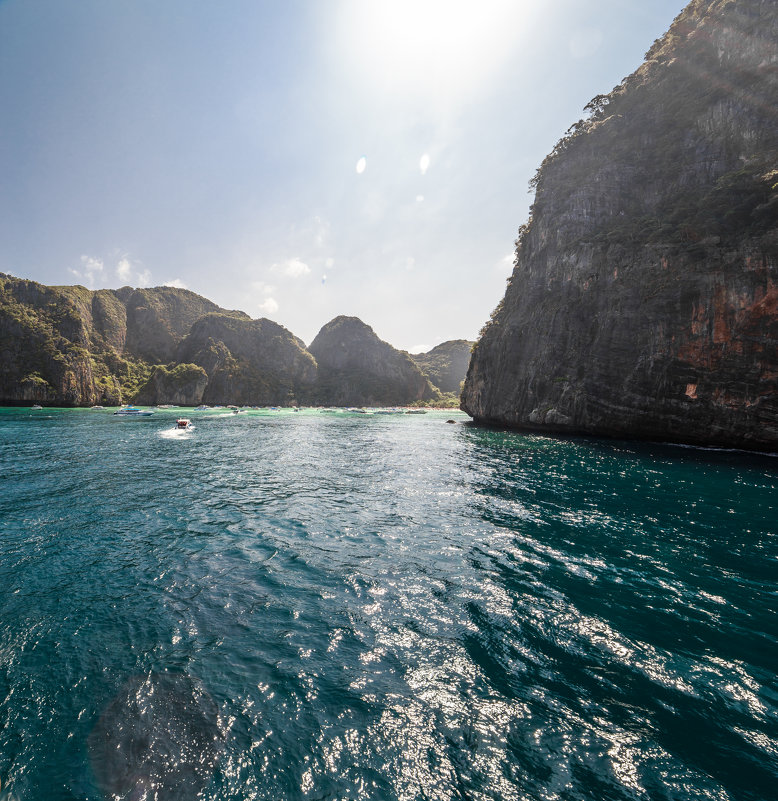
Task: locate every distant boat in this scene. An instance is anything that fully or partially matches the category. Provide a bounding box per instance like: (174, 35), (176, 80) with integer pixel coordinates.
(114, 406), (154, 417)
(175, 418), (193, 430)
(406, 409), (427, 414)
(90, 405), (105, 410)
(30, 404), (43, 410)
(194, 405), (210, 411)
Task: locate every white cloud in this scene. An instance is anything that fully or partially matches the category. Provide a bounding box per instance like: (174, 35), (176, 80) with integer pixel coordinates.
(113, 255), (152, 288)
(163, 278), (188, 289)
(409, 343), (432, 354)
(271, 258), (310, 278)
(258, 297), (279, 315)
(137, 269), (152, 288)
(81, 255), (104, 275)
(355, 155), (367, 174)
(69, 254), (104, 288)
(116, 258), (132, 282)
(251, 280), (277, 295)
(325, 257), (335, 268)
(419, 153), (430, 175)
(496, 252), (514, 275)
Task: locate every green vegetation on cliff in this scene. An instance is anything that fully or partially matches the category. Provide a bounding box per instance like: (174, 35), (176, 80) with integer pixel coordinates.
(0, 275), (243, 406)
(177, 313), (317, 405)
(464, 0), (778, 452)
(309, 316), (438, 406)
(1, 276), (464, 407)
(134, 363), (209, 406)
(410, 340), (474, 395)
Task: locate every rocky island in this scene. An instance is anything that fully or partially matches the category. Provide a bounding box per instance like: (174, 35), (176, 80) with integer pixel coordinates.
(0, 274), (469, 408)
(462, 0), (778, 451)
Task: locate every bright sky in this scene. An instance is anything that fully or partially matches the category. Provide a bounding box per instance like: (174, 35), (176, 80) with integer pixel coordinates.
(0, 0), (684, 352)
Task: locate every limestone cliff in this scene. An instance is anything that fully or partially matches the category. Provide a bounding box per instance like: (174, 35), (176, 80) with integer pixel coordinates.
(0, 274), (466, 407)
(310, 316), (437, 406)
(123, 287), (245, 363)
(176, 313), (317, 405)
(0, 275), (245, 405)
(410, 340), (474, 394)
(462, 0), (778, 451)
(0, 276), (99, 405)
(133, 364), (209, 406)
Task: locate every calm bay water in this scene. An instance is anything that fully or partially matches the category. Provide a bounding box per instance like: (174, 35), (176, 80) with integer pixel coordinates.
(0, 407), (775, 801)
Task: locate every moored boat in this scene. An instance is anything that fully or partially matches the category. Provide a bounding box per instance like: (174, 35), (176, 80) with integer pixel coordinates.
(114, 406), (154, 417)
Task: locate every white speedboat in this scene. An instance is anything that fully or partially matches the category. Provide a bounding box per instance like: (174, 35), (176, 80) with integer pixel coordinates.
(30, 404), (43, 410)
(175, 418), (193, 430)
(114, 406), (154, 416)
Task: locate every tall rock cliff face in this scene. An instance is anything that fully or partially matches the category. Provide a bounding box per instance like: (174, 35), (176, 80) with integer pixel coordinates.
(133, 364), (209, 406)
(175, 313), (317, 405)
(462, 0), (778, 451)
(310, 316), (437, 406)
(0, 276), (98, 405)
(410, 340), (474, 394)
(0, 274), (466, 407)
(124, 287), (237, 363)
(0, 276), (246, 405)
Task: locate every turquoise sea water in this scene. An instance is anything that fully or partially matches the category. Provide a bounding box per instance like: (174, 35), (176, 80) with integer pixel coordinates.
(0, 406), (776, 801)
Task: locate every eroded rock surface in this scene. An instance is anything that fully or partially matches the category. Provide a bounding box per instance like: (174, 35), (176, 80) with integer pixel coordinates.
(462, 0), (778, 451)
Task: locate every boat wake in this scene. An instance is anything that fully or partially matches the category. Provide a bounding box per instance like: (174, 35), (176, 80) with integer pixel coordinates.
(158, 426), (195, 440)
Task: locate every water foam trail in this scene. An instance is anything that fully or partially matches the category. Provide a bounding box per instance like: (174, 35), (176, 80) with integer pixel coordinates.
(158, 426), (195, 440)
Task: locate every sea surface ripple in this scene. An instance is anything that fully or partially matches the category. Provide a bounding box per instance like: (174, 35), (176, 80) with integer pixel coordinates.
(0, 407), (775, 801)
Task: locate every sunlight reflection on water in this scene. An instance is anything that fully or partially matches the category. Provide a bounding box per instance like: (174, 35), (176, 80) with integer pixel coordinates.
(0, 409), (775, 800)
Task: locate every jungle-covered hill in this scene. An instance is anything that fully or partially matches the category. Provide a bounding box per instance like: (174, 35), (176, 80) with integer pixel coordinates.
(0, 274), (469, 407)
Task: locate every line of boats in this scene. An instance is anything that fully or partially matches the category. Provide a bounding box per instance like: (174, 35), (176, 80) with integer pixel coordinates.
(30, 404), (433, 417)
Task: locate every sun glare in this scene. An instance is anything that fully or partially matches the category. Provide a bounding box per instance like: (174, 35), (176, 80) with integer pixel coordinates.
(341, 0), (535, 101)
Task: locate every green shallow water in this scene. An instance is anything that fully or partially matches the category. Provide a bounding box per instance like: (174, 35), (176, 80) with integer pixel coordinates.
(0, 406), (775, 800)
